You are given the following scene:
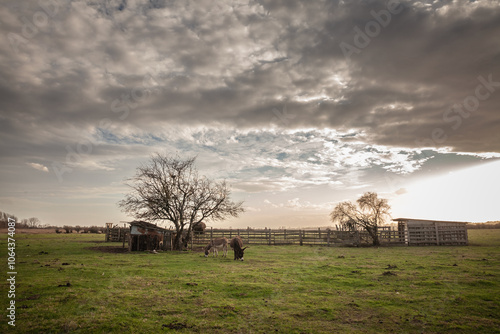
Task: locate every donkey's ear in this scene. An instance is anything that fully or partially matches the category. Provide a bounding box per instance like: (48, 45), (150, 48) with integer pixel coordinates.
(242, 247), (248, 251)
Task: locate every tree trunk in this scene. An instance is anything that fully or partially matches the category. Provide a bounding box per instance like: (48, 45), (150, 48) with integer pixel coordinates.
(371, 227), (380, 246)
(366, 226), (380, 246)
(183, 223), (194, 249)
(173, 233), (183, 250)
(173, 225), (184, 250)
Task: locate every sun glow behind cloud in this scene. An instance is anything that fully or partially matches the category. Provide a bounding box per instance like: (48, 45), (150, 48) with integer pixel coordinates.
(390, 160), (500, 222)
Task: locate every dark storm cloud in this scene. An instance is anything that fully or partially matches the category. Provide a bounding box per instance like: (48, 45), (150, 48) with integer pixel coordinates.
(1, 0), (500, 172)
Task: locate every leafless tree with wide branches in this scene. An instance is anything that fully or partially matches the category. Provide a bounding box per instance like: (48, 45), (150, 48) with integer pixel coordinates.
(330, 192), (391, 246)
(119, 154), (244, 250)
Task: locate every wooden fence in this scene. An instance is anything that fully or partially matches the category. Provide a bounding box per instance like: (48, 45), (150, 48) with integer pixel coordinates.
(106, 224), (468, 249)
(105, 227), (128, 242)
(192, 227), (408, 247)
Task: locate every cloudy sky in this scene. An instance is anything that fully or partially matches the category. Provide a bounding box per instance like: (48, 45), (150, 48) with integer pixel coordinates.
(1, 0), (499, 228)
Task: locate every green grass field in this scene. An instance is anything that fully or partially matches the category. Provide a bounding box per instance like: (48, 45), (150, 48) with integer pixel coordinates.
(1, 229), (499, 333)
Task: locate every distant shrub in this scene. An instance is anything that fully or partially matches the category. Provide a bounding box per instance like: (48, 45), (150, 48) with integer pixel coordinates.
(89, 226), (99, 233)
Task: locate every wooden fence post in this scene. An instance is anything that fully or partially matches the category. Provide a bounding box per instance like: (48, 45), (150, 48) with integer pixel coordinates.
(327, 229), (331, 246)
(299, 230), (303, 246)
(434, 223), (440, 246)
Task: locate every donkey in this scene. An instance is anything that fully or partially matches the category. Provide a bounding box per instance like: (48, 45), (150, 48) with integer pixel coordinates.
(229, 236), (247, 261)
(204, 237), (229, 257)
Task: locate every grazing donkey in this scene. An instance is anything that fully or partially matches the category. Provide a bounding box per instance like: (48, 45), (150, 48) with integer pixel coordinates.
(204, 237), (229, 257)
(229, 236), (247, 261)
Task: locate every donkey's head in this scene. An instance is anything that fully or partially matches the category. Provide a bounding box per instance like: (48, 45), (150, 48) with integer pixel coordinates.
(236, 247), (248, 261)
(204, 244), (212, 257)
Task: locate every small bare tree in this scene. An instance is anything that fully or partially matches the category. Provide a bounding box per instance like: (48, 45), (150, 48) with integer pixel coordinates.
(119, 154), (244, 250)
(330, 192), (391, 246)
(28, 217), (40, 229)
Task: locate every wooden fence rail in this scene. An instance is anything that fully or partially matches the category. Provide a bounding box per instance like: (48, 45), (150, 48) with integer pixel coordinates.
(106, 224), (467, 249)
(192, 228), (408, 247)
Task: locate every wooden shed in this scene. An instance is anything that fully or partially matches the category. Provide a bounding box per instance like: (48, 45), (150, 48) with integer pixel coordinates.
(128, 221), (173, 251)
(393, 218), (468, 246)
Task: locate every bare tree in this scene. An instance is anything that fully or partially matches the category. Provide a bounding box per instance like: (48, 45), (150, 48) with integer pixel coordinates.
(330, 192), (391, 246)
(0, 211), (18, 228)
(28, 217), (40, 228)
(119, 154), (244, 250)
(20, 218), (29, 228)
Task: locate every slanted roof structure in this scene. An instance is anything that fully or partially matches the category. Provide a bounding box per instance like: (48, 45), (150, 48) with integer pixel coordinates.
(128, 220), (171, 233)
(393, 218), (468, 224)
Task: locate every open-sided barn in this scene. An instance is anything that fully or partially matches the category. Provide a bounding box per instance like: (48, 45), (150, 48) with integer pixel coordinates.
(128, 221), (173, 251)
(394, 218), (468, 246)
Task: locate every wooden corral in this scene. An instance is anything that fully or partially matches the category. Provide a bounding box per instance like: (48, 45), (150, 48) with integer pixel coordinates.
(128, 221), (173, 251)
(106, 219), (468, 250)
(393, 218), (468, 246)
(192, 226), (408, 248)
(192, 222), (469, 248)
(105, 223), (128, 243)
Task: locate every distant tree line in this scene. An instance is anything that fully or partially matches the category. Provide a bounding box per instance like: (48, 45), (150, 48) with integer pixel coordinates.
(467, 222), (500, 229)
(0, 211), (106, 233)
(57, 225), (105, 234)
(0, 211), (46, 229)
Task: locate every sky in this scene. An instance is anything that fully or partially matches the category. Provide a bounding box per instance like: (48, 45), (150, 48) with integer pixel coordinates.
(1, 0), (499, 228)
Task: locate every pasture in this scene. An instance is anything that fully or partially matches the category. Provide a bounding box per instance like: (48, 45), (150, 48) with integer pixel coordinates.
(1, 229), (499, 333)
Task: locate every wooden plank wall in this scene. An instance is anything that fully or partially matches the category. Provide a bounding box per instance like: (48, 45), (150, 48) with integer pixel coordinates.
(406, 222), (468, 246)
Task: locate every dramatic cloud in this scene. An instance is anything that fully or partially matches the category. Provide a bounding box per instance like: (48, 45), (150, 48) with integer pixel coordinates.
(1, 0), (499, 226)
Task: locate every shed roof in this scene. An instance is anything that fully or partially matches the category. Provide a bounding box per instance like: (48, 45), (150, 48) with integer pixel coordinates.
(128, 220), (172, 232)
(393, 218), (469, 224)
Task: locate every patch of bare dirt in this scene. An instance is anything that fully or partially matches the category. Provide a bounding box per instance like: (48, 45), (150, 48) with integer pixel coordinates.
(86, 246), (129, 254)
